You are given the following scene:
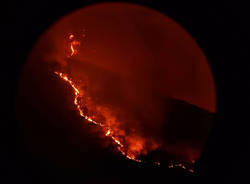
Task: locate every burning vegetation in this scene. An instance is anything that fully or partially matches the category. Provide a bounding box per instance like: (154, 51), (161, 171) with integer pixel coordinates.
(52, 32), (196, 172)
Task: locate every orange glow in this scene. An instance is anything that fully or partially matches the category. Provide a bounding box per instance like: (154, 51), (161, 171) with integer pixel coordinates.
(67, 34), (81, 57)
(17, 3), (217, 176)
(21, 2), (215, 172)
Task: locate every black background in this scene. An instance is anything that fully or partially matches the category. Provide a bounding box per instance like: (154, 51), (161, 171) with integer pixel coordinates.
(2, 0), (250, 183)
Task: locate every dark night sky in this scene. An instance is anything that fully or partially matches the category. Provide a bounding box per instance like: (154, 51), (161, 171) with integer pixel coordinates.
(2, 0), (250, 184)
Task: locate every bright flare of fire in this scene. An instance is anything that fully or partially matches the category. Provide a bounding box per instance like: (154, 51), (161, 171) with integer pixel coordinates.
(67, 34), (81, 57)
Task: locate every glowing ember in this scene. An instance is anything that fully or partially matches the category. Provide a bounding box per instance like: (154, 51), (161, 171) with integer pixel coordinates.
(167, 161), (196, 173)
(67, 34), (81, 57)
(69, 34), (74, 40)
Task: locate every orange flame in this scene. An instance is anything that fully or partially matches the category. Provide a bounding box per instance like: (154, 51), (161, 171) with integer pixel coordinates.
(67, 34), (81, 57)
(54, 71), (142, 162)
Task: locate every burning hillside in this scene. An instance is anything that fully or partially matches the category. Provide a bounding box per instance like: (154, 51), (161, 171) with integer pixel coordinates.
(17, 2), (216, 176)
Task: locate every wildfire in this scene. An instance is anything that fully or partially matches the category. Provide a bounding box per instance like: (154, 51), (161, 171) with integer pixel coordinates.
(52, 32), (195, 173)
(53, 71), (196, 171)
(54, 70), (143, 163)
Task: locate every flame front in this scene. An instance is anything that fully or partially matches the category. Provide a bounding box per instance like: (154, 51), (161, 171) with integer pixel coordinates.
(54, 71), (142, 163)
